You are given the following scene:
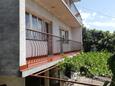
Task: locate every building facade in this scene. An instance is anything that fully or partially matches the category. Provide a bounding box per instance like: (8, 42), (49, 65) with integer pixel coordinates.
(0, 0), (82, 86)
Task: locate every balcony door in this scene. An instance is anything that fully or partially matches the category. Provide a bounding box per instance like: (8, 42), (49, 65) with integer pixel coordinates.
(44, 22), (53, 55)
(26, 12), (53, 58)
(60, 29), (69, 53)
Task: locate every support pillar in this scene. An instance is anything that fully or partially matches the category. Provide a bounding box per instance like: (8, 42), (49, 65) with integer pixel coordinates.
(44, 71), (49, 86)
(60, 81), (65, 86)
(60, 71), (65, 86)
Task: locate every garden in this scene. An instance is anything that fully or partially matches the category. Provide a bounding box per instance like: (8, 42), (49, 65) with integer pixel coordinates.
(59, 28), (115, 86)
(60, 51), (112, 77)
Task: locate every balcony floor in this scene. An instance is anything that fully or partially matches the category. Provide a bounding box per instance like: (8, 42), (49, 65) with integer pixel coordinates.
(20, 51), (80, 71)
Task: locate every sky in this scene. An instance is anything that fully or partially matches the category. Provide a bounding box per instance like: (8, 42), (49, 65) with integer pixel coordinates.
(75, 0), (115, 32)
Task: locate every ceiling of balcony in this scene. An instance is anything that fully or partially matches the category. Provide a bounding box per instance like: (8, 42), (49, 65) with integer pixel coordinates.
(34, 0), (81, 28)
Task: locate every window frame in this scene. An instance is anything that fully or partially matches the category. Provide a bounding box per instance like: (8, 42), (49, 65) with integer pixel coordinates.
(26, 12), (31, 29)
(60, 29), (69, 44)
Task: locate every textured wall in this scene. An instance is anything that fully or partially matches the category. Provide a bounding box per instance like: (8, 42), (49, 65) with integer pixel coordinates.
(0, 0), (20, 76)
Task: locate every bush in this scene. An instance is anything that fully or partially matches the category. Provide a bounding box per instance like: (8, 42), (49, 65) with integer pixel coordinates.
(59, 51), (112, 77)
(82, 27), (115, 52)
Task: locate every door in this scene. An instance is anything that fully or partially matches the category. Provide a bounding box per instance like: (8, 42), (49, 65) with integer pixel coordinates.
(60, 29), (69, 53)
(60, 29), (64, 53)
(44, 22), (52, 55)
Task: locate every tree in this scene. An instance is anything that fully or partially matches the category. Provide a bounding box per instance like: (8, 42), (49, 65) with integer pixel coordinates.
(82, 27), (115, 52)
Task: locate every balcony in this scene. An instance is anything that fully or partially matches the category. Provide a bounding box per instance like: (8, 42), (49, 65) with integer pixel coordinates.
(24, 29), (81, 70)
(26, 29), (81, 57)
(63, 0), (82, 24)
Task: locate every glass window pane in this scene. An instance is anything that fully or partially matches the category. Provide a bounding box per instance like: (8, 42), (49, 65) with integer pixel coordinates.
(37, 19), (42, 31)
(32, 15), (38, 30)
(26, 13), (30, 29)
(65, 31), (69, 40)
(60, 29), (69, 43)
(32, 15), (42, 31)
(62, 30), (65, 38)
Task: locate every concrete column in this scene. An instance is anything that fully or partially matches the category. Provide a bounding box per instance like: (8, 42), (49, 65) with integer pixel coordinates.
(60, 81), (65, 86)
(44, 71), (49, 86)
(19, 0), (26, 67)
(60, 71), (65, 86)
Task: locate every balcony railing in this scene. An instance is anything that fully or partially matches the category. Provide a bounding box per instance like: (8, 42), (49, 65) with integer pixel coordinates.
(64, 0), (82, 24)
(26, 29), (82, 58)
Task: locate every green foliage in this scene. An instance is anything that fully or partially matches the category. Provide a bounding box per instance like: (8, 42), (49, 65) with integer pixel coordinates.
(82, 27), (115, 52)
(59, 56), (76, 78)
(59, 51), (112, 77)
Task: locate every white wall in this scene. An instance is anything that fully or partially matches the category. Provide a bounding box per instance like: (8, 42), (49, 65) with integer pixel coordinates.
(71, 27), (82, 50)
(71, 27), (82, 43)
(20, 0), (26, 66)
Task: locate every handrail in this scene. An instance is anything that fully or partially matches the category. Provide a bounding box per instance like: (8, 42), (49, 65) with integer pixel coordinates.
(63, 0), (82, 24)
(26, 28), (82, 58)
(26, 29), (81, 44)
(63, 0), (79, 15)
(71, 0), (79, 14)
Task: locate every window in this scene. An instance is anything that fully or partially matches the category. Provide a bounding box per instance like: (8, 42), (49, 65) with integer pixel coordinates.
(65, 31), (69, 41)
(37, 19), (42, 31)
(26, 12), (51, 41)
(60, 29), (69, 43)
(42, 22), (49, 40)
(26, 12), (30, 29)
(32, 15), (42, 31)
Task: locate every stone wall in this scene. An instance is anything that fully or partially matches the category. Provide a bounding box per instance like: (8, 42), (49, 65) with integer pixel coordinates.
(0, 0), (20, 76)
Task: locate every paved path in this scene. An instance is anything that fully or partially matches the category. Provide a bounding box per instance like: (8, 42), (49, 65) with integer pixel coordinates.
(73, 76), (104, 86)
(66, 76), (111, 86)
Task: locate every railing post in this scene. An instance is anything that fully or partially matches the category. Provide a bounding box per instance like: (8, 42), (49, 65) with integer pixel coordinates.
(60, 38), (63, 53)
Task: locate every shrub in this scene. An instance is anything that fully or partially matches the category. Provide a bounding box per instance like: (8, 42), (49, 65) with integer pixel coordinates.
(59, 51), (112, 77)
(82, 27), (115, 52)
